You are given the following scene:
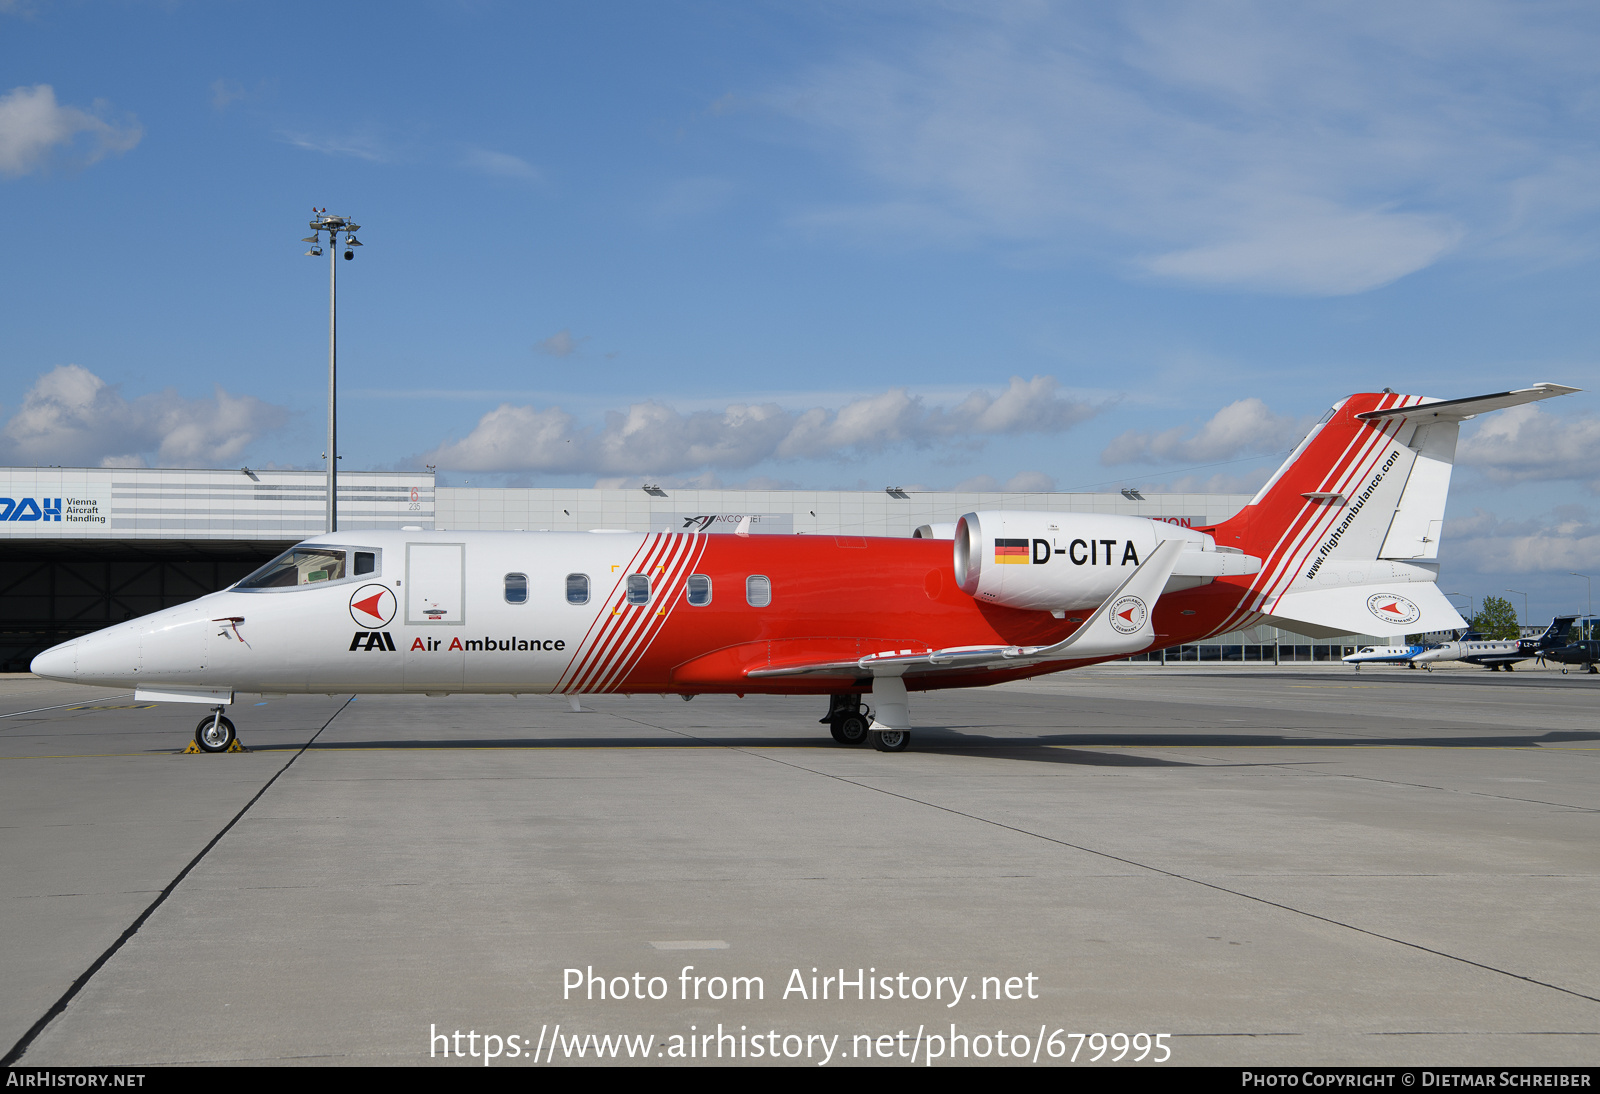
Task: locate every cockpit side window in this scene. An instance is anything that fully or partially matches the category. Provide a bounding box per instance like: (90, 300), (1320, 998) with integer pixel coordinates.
(236, 547), (350, 590)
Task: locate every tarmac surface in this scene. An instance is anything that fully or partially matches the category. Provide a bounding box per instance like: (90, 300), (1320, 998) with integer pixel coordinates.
(1, 662), (1597, 1068)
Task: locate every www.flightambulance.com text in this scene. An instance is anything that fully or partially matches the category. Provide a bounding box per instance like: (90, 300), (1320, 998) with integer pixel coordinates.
(428, 966), (1172, 1065)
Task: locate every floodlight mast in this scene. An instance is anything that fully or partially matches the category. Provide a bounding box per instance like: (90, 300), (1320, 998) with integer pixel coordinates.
(303, 210), (363, 532)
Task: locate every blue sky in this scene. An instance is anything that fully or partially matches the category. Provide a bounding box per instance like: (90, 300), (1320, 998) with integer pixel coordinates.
(2, 1), (1598, 620)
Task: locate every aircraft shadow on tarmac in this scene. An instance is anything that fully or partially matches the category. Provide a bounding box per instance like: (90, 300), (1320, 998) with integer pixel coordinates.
(220, 724), (1600, 769)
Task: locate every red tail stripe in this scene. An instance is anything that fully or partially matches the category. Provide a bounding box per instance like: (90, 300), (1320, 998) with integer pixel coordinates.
(581, 533), (694, 693)
(555, 534), (655, 690)
(563, 533), (681, 693)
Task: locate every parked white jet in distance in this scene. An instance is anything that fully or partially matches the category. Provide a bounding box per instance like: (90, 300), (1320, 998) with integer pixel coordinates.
(1342, 644), (1427, 669)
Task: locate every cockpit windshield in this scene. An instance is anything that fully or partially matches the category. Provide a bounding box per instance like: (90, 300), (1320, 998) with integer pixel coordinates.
(236, 547), (348, 590)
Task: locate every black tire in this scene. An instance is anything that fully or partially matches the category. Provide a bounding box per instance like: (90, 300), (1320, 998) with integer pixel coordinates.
(831, 713), (870, 746)
(869, 728), (911, 752)
(195, 715), (236, 753)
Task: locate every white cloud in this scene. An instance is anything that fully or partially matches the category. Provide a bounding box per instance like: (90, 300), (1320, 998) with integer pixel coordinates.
(464, 147), (541, 182)
(654, 176), (737, 220)
(281, 130), (389, 162)
(1457, 404), (1600, 489)
(1, 365), (289, 467)
(952, 470), (1056, 492)
(422, 375), (1098, 475)
(774, 4), (1600, 294)
(0, 85), (141, 178)
(1101, 397), (1310, 465)
(1443, 506), (1600, 574)
(1138, 468), (1278, 496)
(211, 79), (245, 112)
(534, 329), (584, 357)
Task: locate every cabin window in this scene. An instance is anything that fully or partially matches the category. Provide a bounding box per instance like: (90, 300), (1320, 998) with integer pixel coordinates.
(627, 574), (650, 606)
(687, 574), (712, 606)
(504, 573), (528, 604)
(566, 573), (589, 605)
(354, 551), (376, 576)
(746, 574), (772, 608)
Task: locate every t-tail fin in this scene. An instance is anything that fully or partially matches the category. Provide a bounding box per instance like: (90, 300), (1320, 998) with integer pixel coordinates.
(1540, 617), (1578, 647)
(1206, 383), (1578, 639)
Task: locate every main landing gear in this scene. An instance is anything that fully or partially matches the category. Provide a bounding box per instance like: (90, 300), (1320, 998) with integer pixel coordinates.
(822, 678), (914, 752)
(192, 706), (238, 753)
(821, 694), (870, 747)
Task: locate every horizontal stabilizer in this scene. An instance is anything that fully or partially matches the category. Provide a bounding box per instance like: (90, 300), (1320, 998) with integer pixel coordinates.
(1355, 383), (1578, 423)
(1260, 584), (1465, 640)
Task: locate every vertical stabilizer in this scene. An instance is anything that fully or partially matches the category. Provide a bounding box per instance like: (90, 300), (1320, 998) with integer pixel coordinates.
(1207, 384), (1577, 639)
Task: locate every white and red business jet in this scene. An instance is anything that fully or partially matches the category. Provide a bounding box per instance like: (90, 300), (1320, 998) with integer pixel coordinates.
(31, 383), (1577, 753)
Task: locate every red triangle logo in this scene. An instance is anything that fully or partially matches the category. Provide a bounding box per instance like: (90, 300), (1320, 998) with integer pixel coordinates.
(1380, 601), (1403, 614)
(353, 592), (386, 619)
(1118, 607), (1136, 622)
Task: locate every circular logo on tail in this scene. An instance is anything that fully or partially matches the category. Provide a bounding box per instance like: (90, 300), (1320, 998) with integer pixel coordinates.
(1109, 595), (1148, 635)
(349, 584), (397, 628)
(1366, 593), (1420, 627)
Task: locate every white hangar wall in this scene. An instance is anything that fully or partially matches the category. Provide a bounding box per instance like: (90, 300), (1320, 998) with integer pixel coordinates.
(433, 486), (1246, 537)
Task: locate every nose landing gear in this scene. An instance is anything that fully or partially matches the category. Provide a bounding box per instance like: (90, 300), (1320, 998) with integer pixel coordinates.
(186, 706), (243, 753)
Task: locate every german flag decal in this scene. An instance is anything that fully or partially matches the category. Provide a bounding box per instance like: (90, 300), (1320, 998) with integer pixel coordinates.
(994, 538), (1030, 564)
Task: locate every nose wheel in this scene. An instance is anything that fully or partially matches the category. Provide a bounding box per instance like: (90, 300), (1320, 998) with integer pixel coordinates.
(193, 709), (238, 753)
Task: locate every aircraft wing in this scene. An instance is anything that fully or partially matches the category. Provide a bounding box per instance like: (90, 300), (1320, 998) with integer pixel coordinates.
(747, 538), (1190, 680)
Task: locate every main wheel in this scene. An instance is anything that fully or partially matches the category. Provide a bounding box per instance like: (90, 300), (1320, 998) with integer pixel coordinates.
(869, 729), (911, 752)
(194, 715), (236, 753)
(830, 712), (870, 746)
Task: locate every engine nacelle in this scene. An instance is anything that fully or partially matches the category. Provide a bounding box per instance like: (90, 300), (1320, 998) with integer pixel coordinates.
(952, 511), (1260, 612)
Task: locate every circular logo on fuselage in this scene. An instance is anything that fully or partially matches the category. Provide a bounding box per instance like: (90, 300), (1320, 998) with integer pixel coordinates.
(1109, 594), (1148, 635)
(349, 584), (397, 628)
(1366, 593), (1420, 627)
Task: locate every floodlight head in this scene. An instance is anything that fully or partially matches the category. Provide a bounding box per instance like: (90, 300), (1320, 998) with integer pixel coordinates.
(345, 237), (362, 246)
(305, 246), (322, 256)
(301, 236), (319, 243)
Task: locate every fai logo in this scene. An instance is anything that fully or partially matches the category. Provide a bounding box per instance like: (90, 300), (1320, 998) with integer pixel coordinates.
(1109, 595), (1148, 635)
(1366, 593), (1421, 627)
(349, 584), (397, 628)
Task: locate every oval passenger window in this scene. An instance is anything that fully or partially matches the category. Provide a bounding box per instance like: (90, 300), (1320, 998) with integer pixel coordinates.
(687, 574), (712, 606)
(746, 575), (771, 608)
(566, 573), (589, 605)
(504, 573), (528, 604)
(627, 574), (650, 606)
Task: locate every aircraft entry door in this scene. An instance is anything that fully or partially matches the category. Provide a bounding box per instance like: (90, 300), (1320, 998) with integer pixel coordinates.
(404, 542), (465, 690)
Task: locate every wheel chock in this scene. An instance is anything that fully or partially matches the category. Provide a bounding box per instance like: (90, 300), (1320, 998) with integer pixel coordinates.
(181, 738), (249, 754)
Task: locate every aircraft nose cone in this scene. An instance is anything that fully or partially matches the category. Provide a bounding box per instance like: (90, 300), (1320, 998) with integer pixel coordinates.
(31, 638), (78, 682)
